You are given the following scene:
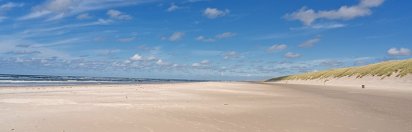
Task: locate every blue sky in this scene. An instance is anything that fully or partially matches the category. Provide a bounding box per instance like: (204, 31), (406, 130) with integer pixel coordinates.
(0, 0), (411, 80)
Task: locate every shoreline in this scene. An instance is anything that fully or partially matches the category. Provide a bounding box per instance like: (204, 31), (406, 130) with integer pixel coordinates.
(0, 80), (212, 88)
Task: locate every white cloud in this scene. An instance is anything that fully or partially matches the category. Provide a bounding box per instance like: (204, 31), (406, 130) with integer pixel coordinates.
(130, 54), (143, 61)
(20, 0), (75, 20)
(0, 2), (24, 10)
(31, 38), (81, 47)
(286, 7), (317, 26)
(19, 0), (150, 20)
(96, 18), (112, 25)
(147, 56), (157, 61)
(0, 36), (72, 59)
(0, 2), (24, 21)
(76, 13), (91, 19)
(200, 60), (209, 64)
(285, 0), (384, 25)
(223, 51), (239, 59)
(299, 36), (320, 48)
(124, 60), (132, 64)
(203, 8), (229, 19)
(172, 64), (179, 67)
(22, 19), (112, 36)
(196, 32), (236, 42)
(191, 63), (201, 67)
(156, 59), (166, 65)
(310, 23), (346, 29)
(165, 32), (185, 42)
(284, 52), (301, 58)
(127, 53), (170, 66)
(387, 48), (411, 56)
(167, 3), (179, 12)
(268, 44), (287, 52)
(192, 60), (209, 67)
(185, 0), (210, 3)
(118, 37), (136, 42)
(93, 49), (121, 56)
(291, 23), (346, 30)
(216, 32), (236, 39)
(6, 50), (41, 55)
(107, 9), (132, 20)
(20, 10), (52, 20)
(196, 36), (215, 42)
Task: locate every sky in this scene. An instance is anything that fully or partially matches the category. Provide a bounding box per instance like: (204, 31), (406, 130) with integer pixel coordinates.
(0, 0), (411, 80)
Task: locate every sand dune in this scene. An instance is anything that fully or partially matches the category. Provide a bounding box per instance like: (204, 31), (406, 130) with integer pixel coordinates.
(270, 75), (412, 91)
(1, 82), (412, 132)
(267, 59), (412, 90)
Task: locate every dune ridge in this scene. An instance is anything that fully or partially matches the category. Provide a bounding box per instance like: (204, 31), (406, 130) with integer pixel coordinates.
(266, 58), (412, 90)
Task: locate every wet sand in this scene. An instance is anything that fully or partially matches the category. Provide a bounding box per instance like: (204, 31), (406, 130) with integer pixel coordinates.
(1, 82), (412, 132)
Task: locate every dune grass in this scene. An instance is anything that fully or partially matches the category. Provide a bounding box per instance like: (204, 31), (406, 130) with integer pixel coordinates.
(267, 58), (412, 81)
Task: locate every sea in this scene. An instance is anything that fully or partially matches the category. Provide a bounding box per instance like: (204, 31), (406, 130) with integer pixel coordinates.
(0, 74), (204, 87)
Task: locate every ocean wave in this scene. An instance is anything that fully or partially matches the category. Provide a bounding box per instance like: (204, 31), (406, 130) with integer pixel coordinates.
(0, 74), (205, 86)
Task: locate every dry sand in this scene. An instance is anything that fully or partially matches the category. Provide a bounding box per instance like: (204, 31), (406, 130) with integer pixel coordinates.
(1, 82), (412, 132)
(271, 75), (412, 91)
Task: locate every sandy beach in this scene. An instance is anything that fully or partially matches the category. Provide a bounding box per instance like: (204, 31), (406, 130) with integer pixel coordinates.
(1, 82), (412, 132)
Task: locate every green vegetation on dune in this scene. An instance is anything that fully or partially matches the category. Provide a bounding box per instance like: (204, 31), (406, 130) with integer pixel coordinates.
(267, 59), (412, 81)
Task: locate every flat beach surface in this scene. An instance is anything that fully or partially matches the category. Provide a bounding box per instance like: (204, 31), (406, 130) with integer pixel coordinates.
(1, 82), (412, 132)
